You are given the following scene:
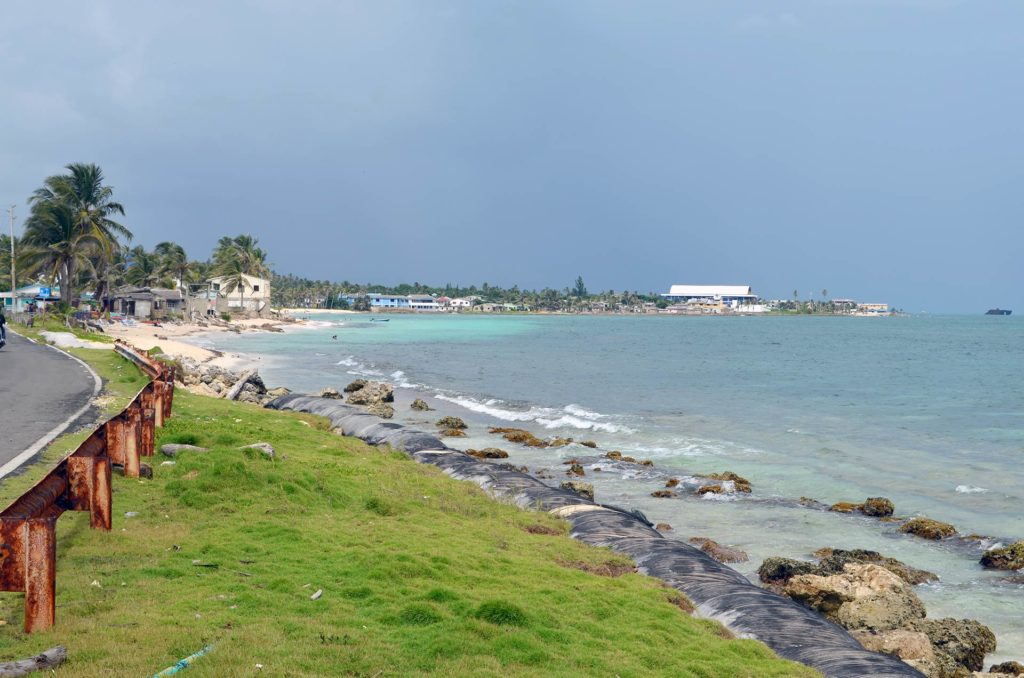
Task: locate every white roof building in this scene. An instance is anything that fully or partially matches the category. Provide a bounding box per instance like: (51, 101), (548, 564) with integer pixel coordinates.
(666, 285), (754, 298)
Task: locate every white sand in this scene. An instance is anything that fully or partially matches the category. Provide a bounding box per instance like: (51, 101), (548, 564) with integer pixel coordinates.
(101, 317), (295, 371)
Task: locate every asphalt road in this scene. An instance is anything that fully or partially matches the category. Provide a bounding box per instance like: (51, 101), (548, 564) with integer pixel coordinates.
(0, 329), (98, 473)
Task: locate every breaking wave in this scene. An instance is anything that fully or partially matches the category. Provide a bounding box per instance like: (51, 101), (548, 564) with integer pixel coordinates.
(434, 394), (632, 433)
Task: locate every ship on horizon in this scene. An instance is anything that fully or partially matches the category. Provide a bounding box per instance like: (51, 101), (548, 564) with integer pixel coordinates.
(985, 308), (1012, 315)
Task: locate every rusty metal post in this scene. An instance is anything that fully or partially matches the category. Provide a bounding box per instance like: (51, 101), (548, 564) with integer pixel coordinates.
(104, 416), (126, 468)
(163, 367), (175, 419)
(91, 456), (112, 530)
(23, 510), (59, 633)
(152, 382), (165, 428)
(141, 408), (155, 458)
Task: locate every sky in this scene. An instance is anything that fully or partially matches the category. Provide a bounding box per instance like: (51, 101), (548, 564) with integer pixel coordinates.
(1, 1), (1022, 312)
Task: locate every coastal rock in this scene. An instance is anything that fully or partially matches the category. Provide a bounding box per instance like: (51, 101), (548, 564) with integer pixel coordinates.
(240, 442), (275, 460)
(580, 440), (597, 448)
(560, 481), (594, 501)
(989, 662), (1024, 675)
(160, 443), (208, 457)
(651, 490), (677, 499)
(758, 557), (818, 586)
(903, 617), (997, 674)
(850, 629), (935, 662)
(901, 517), (957, 540)
(366, 402), (395, 419)
(707, 472), (752, 493)
(783, 563), (926, 631)
(343, 379), (367, 393)
(605, 451), (622, 460)
(410, 398), (432, 411)
(566, 463), (585, 477)
(980, 541), (1024, 571)
(466, 448), (509, 459)
(549, 437), (574, 447)
(436, 416), (468, 430)
(862, 497), (896, 517)
(689, 537), (748, 563)
(266, 386), (292, 398)
(320, 387), (342, 399)
(655, 523), (672, 532)
(439, 428), (466, 437)
(346, 381), (394, 405)
(490, 427), (547, 447)
(799, 496), (829, 510)
(814, 548), (939, 585)
(697, 484), (723, 495)
(665, 478), (680, 488)
(830, 502), (863, 513)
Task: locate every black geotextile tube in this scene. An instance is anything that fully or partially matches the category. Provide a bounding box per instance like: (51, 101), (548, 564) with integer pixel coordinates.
(267, 395), (924, 678)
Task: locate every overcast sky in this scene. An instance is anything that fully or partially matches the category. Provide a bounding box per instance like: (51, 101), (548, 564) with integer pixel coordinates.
(2, 1), (1021, 312)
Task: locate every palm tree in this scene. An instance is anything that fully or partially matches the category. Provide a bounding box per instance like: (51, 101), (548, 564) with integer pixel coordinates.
(125, 246), (160, 287)
(213, 234), (268, 277)
(155, 242), (191, 288)
(217, 257), (250, 313)
(22, 163), (131, 304)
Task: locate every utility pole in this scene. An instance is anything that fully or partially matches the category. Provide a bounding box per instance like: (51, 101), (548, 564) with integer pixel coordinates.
(8, 205), (14, 315)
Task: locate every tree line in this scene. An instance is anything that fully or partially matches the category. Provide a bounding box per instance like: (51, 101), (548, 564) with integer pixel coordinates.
(271, 274), (667, 311)
(4, 163), (270, 309)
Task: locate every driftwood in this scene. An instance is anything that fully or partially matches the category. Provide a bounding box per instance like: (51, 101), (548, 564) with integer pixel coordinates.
(0, 646), (67, 677)
(225, 369), (257, 401)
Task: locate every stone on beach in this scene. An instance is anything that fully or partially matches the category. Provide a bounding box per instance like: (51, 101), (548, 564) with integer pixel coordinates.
(783, 563), (926, 631)
(850, 629), (935, 662)
(688, 537), (748, 563)
(439, 428), (466, 437)
(706, 471), (752, 493)
(346, 381), (394, 405)
(343, 379), (367, 393)
(650, 490), (677, 498)
(436, 416), (468, 430)
(989, 661), (1024, 676)
(560, 481), (594, 501)
(366, 402), (394, 419)
(319, 387), (342, 399)
(410, 398), (432, 411)
(758, 557), (818, 587)
(901, 517), (957, 540)
(813, 548), (938, 586)
(466, 448), (509, 459)
(161, 443), (208, 457)
(979, 540), (1024, 571)
(240, 442), (275, 460)
(903, 617), (997, 675)
(566, 463), (585, 477)
(490, 427), (547, 447)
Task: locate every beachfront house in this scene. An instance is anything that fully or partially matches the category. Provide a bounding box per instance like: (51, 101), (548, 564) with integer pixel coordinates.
(108, 286), (184, 320)
(207, 273), (271, 317)
(449, 297), (476, 310)
(407, 294), (443, 311)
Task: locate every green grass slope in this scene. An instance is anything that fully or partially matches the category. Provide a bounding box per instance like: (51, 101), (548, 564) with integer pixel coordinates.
(0, 347), (817, 677)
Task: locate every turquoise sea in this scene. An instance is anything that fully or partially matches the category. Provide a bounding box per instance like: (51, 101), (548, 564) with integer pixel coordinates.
(202, 313), (1024, 660)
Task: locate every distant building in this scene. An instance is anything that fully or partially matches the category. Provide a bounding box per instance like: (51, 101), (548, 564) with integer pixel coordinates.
(661, 284), (761, 312)
(109, 286), (184, 320)
(857, 303), (889, 315)
(207, 274), (271, 317)
(1, 283), (60, 313)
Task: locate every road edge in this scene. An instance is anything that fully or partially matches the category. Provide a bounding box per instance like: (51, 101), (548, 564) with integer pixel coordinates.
(0, 329), (104, 480)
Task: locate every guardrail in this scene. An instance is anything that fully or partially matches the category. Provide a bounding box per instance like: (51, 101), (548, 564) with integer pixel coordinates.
(0, 341), (175, 632)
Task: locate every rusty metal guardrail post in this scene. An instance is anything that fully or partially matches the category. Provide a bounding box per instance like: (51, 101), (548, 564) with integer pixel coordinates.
(0, 341), (174, 632)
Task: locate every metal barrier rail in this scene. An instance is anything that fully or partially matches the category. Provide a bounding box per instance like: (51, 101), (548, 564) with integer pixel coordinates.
(0, 342), (175, 632)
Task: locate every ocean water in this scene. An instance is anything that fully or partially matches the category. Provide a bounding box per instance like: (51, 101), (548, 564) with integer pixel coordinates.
(202, 313), (1024, 660)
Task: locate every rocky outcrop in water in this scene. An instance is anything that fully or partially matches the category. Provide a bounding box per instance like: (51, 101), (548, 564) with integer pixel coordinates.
(561, 481), (594, 501)
(980, 541), (1024, 571)
(813, 549), (939, 585)
(903, 617), (996, 677)
(174, 356), (277, 404)
(784, 563), (926, 631)
(436, 416), (467, 430)
(466, 447), (509, 459)
(346, 381), (394, 405)
(901, 517), (957, 540)
(410, 398), (431, 411)
(688, 537), (748, 563)
(320, 386), (342, 399)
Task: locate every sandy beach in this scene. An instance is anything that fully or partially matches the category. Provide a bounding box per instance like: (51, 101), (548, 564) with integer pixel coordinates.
(102, 317), (295, 371)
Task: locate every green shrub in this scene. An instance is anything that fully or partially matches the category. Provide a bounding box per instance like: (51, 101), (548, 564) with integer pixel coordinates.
(220, 312), (231, 321)
(364, 496), (395, 516)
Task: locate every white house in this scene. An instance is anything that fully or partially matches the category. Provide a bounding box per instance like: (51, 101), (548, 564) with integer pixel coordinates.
(207, 274), (271, 317)
(661, 284), (760, 311)
(449, 297), (477, 309)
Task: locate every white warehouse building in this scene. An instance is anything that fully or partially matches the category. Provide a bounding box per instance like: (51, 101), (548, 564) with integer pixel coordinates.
(661, 285), (763, 312)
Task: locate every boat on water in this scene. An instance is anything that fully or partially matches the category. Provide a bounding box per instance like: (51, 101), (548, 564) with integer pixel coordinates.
(985, 309), (1012, 316)
(369, 317), (390, 322)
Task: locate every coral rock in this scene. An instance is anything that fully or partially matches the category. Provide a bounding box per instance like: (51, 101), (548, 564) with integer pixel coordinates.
(901, 517), (957, 540)
(560, 481), (594, 501)
(861, 497), (895, 517)
(980, 540), (1024, 571)
(783, 564), (926, 631)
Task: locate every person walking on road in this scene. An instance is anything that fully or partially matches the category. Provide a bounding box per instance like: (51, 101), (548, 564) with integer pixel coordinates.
(0, 309), (7, 347)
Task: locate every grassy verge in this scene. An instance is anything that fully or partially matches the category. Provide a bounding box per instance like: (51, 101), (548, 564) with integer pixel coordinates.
(0, 348), (817, 677)
(0, 341), (148, 509)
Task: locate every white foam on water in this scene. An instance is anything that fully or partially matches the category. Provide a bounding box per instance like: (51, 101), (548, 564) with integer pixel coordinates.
(336, 356), (358, 367)
(955, 485), (990, 494)
(434, 394), (633, 433)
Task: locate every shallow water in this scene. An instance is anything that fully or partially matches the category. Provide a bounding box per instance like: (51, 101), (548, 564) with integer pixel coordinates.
(205, 313), (1024, 659)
